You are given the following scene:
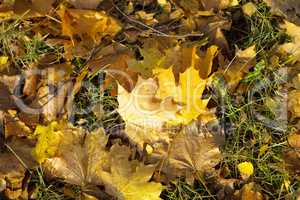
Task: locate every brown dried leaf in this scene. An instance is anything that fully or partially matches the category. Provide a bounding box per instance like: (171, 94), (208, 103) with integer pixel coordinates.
(4, 110), (32, 139)
(0, 74), (23, 111)
(284, 150), (300, 180)
(264, 0), (300, 25)
(87, 43), (137, 93)
(150, 128), (222, 183)
(172, 0), (238, 14)
(0, 138), (36, 199)
(13, 0), (55, 16)
(67, 0), (103, 9)
(234, 183), (264, 200)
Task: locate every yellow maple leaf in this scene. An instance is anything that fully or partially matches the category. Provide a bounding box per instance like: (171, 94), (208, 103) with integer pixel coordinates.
(175, 63), (209, 124)
(108, 145), (163, 200)
(58, 7), (121, 43)
(117, 46), (217, 153)
(155, 47), (214, 125)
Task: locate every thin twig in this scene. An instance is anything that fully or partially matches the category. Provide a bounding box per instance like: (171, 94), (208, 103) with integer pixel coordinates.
(5, 143), (31, 173)
(113, 4), (203, 39)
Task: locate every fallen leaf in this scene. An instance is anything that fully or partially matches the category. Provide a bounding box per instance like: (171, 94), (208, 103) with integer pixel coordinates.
(288, 90), (300, 118)
(87, 43), (137, 93)
(0, 82), (16, 111)
(32, 121), (63, 164)
(0, 138), (36, 199)
(33, 121), (110, 188)
(284, 150), (300, 180)
(67, 0), (103, 9)
(107, 144), (164, 200)
(264, 0), (300, 25)
(135, 11), (158, 26)
(172, 0), (238, 15)
(127, 48), (164, 78)
(278, 21), (300, 62)
(179, 15), (231, 53)
(234, 183), (264, 200)
(58, 7), (121, 43)
(4, 110), (32, 139)
(223, 45), (256, 90)
(118, 76), (179, 133)
(292, 73), (300, 89)
(0, 153), (26, 200)
(163, 45), (198, 81)
(242, 2), (257, 17)
(118, 46), (217, 156)
(288, 132), (300, 148)
(34, 82), (71, 122)
(23, 69), (38, 100)
(0, 74), (22, 111)
(198, 45), (219, 79)
(149, 128), (222, 183)
(14, 0), (55, 16)
(33, 121), (163, 199)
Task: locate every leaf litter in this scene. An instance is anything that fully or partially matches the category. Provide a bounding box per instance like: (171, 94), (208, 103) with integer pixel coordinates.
(0, 0), (300, 199)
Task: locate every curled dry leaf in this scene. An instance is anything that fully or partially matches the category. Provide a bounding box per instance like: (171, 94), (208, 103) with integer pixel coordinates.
(234, 183), (264, 200)
(0, 82), (16, 111)
(0, 74), (21, 111)
(33, 121), (163, 200)
(23, 69), (38, 100)
(34, 82), (72, 122)
(4, 110), (32, 139)
(21, 63), (72, 123)
(58, 7), (121, 43)
(278, 21), (300, 62)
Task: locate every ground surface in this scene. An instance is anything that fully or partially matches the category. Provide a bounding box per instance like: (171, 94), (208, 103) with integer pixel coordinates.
(0, 0), (300, 200)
